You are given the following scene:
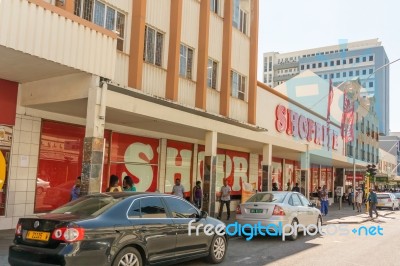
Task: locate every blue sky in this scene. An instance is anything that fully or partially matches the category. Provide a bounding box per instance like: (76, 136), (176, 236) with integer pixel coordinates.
(257, 0), (400, 132)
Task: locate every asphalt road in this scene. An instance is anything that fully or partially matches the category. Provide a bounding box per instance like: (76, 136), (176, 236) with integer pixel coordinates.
(178, 212), (400, 266)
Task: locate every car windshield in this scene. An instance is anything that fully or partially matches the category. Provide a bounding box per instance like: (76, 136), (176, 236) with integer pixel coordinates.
(51, 195), (122, 217)
(246, 193), (286, 203)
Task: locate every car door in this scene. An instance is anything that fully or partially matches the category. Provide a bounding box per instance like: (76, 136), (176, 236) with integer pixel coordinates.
(127, 196), (177, 263)
(162, 196), (208, 259)
(298, 193), (318, 225)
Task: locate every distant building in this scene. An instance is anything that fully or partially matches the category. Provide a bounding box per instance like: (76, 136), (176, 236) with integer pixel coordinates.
(380, 134), (400, 176)
(263, 39), (390, 135)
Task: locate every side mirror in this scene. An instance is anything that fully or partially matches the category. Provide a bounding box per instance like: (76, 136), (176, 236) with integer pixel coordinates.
(309, 203), (316, 208)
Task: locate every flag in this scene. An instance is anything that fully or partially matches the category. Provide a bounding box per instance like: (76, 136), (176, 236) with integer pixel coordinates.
(341, 90), (355, 143)
(326, 79), (334, 123)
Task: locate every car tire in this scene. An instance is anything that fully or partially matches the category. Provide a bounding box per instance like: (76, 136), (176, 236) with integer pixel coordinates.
(113, 247), (142, 266)
(207, 235), (227, 264)
(286, 219), (298, 241)
(310, 215), (323, 233)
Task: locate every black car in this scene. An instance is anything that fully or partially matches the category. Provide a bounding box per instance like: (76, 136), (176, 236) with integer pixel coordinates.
(9, 193), (228, 266)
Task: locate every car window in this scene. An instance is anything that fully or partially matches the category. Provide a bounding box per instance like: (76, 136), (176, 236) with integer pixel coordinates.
(127, 200), (141, 218)
(163, 197), (199, 218)
(140, 197), (167, 218)
(298, 194), (310, 206)
(247, 193), (286, 203)
(290, 194), (302, 206)
(377, 194), (390, 199)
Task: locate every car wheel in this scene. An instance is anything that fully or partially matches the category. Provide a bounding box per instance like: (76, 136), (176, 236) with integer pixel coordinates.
(286, 219), (298, 241)
(310, 215), (323, 233)
(36, 187), (44, 195)
(113, 247), (142, 266)
(207, 235), (227, 264)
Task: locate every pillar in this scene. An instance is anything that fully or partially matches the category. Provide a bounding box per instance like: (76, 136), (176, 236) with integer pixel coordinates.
(300, 144), (310, 198)
(80, 81), (106, 196)
(203, 131), (217, 216)
(261, 144), (272, 191)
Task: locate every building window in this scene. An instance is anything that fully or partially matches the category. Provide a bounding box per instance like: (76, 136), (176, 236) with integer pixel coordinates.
(324, 74), (327, 79)
(336, 73), (340, 78)
(363, 57), (367, 62)
(369, 55), (374, 61)
(318, 62), (322, 68)
(330, 73), (334, 78)
(336, 60), (340, 65)
(301, 65), (304, 70)
(324, 62), (328, 67)
(75, 0), (126, 51)
(179, 44), (194, 79)
(349, 71), (353, 77)
(362, 69), (367, 75)
(369, 68), (373, 74)
(210, 0), (219, 14)
(233, 0), (247, 35)
(312, 63), (316, 68)
(144, 26), (164, 67)
(231, 71), (246, 101)
(356, 57), (360, 63)
(330, 61), (334, 66)
(355, 70), (359, 76)
(369, 81), (373, 88)
(307, 65), (310, 69)
(349, 58), (354, 64)
(343, 59), (347, 64)
(343, 72), (347, 77)
(207, 59), (218, 89)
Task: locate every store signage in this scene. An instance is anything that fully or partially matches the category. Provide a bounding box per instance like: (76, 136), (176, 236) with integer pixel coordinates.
(275, 104), (338, 150)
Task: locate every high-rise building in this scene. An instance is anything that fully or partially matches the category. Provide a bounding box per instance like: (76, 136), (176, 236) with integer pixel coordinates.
(263, 39), (390, 135)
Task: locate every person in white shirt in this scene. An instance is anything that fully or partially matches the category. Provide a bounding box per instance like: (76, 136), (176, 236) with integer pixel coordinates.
(355, 187), (363, 212)
(172, 178), (185, 198)
(217, 178), (231, 220)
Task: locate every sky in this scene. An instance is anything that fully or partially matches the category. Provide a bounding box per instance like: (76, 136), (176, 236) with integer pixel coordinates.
(257, 0), (400, 132)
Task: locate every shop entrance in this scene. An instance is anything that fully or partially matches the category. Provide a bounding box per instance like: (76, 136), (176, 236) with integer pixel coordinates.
(0, 148), (10, 216)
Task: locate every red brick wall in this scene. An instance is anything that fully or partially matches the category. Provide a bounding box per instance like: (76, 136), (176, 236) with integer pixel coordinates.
(0, 79), (18, 125)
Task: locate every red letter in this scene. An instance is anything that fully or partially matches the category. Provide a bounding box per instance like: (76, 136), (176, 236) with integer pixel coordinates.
(314, 122), (323, 145)
(275, 105), (287, 133)
(307, 119), (316, 142)
(298, 115), (308, 139)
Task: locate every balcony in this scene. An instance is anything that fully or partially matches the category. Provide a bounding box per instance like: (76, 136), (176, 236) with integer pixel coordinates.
(0, 0), (117, 82)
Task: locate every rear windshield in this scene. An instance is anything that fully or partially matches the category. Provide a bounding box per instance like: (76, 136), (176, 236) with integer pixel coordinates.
(377, 194), (390, 199)
(394, 193), (400, 198)
(246, 193), (286, 203)
(51, 195), (122, 217)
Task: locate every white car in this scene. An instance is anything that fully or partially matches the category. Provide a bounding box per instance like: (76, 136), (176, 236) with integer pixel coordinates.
(376, 193), (399, 211)
(236, 191), (322, 241)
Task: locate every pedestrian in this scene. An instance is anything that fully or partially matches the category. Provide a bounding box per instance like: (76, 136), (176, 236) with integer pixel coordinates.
(367, 188), (379, 218)
(123, 176), (136, 191)
(272, 182), (278, 191)
(192, 180), (202, 209)
(286, 182), (291, 191)
(355, 187), (363, 212)
(70, 176), (81, 201)
(320, 185), (329, 216)
(292, 183), (300, 192)
(217, 178), (231, 220)
(106, 175), (122, 192)
(348, 186), (353, 206)
(172, 178), (185, 198)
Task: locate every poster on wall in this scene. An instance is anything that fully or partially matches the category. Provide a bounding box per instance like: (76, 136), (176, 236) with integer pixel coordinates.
(271, 159), (282, 190)
(110, 133), (159, 192)
(284, 161), (294, 191)
(327, 170), (332, 192)
(321, 170), (327, 188)
(197, 146), (249, 196)
(165, 140), (193, 198)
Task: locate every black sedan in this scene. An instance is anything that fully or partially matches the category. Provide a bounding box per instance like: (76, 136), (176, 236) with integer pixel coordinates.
(9, 192), (228, 266)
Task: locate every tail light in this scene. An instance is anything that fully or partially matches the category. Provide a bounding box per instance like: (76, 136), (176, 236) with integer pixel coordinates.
(15, 222), (22, 236)
(52, 227), (85, 242)
(272, 205), (285, 216)
(236, 205), (242, 215)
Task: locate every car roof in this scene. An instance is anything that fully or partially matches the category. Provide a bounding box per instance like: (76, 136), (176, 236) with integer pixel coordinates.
(84, 192), (171, 200)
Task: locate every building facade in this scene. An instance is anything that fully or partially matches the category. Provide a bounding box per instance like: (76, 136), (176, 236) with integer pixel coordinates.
(0, 0), (371, 229)
(380, 133), (400, 176)
(263, 39), (390, 135)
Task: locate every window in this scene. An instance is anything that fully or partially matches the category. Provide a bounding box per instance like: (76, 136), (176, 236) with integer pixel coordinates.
(330, 73), (334, 78)
(312, 63), (316, 68)
(369, 68), (373, 74)
(298, 194), (310, 207)
(355, 70), (359, 76)
(233, 0), (247, 34)
(349, 58), (354, 64)
(231, 71), (246, 101)
(290, 194), (302, 206)
(336, 60), (340, 65)
(163, 197), (198, 218)
(343, 72), (347, 77)
(324, 74), (327, 79)
(363, 57), (367, 62)
(369, 82), (373, 88)
(307, 65), (310, 69)
(210, 0), (219, 14)
(144, 26), (164, 67)
(324, 62), (328, 67)
(207, 59), (218, 89)
(75, 0), (125, 51)
(343, 59), (347, 64)
(301, 65), (304, 70)
(179, 44), (194, 79)
(349, 71), (353, 77)
(238, 9), (248, 34)
(128, 200), (141, 218)
(336, 73), (340, 78)
(369, 55), (374, 61)
(362, 69), (367, 75)
(330, 61), (334, 66)
(318, 62), (322, 68)
(140, 197), (167, 218)
(356, 57), (360, 63)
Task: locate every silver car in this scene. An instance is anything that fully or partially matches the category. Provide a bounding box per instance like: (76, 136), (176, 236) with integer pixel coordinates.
(236, 192), (322, 241)
(376, 193), (399, 210)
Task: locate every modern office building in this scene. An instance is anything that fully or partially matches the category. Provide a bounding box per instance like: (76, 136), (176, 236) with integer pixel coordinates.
(380, 133), (400, 176)
(263, 39), (390, 135)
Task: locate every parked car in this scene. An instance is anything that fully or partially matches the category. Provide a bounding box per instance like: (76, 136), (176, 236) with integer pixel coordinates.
(9, 193), (227, 266)
(376, 192), (400, 210)
(36, 178), (50, 195)
(393, 193), (400, 205)
(236, 191), (322, 241)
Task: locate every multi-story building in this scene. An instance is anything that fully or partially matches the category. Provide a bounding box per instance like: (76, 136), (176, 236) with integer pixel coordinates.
(263, 39), (390, 135)
(380, 134), (400, 176)
(0, 0), (372, 229)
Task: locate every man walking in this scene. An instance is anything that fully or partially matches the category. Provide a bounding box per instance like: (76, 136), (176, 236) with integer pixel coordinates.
(319, 185), (329, 216)
(367, 188), (379, 218)
(217, 178), (231, 220)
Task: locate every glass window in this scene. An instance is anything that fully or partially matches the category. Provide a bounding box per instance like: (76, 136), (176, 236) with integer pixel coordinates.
(247, 193), (286, 203)
(324, 62), (328, 67)
(312, 63), (316, 68)
(231, 70), (246, 101)
(140, 197), (167, 218)
(290, 194), (302, 206)
(207, 59), (218, 89)
(144, 26), (164, 67)
(298, 194), (310, 206)
(93, 1), (105, 27)
(232, 0), (240, 28)
(179, 44), (193, 79)
(349, 58), (354, 64)
(343, 72), (347, 77)
(163, 197), (198, 218)
(318, 62), (322, 68)
(362, 69), (367, 75)
(369, 68), (373, 74)
(324, 74), (327, 79)
(330, 61), (334, 66)
(128, 200), (141, 218)
(301, 65), (304, 70)
(105, 6), (115, 30)
(210, 0), (219, 14)
(369, 55), (374, 61)
(307, 65), (310, 69)
(336, 60), (340, 65)
(363, 57), (367, 62)
(369, 82), (374, 87)
(356, 70), (359, 76)
(336, 73), (340, 78)
(356, 57), (360, 63)
(349, 71), (353, 77)
(343, 59), (347, 64)
(330, 73), (334, 78)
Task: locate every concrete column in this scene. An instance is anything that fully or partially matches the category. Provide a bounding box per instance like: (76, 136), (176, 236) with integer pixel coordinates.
(261, 144), (272, 191)
(81, 82), (106, 196)
(203, 131), (217, 216)
(300, 144), (311, 198)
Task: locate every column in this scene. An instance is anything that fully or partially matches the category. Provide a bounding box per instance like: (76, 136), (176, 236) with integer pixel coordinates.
(261, 144), (272, 191)
(80, 81), (106, 196)
(248, 0), (259, 124)
(203, 131), (217, 216)
(300, 144), (310, 198)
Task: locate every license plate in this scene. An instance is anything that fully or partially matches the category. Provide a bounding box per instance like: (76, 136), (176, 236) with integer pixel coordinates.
(26, 231), (50, 241)
(250, 209), (263, 214)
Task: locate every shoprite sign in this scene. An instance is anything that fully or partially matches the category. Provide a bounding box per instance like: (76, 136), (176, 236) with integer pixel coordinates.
(275, 104), (339, 150)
